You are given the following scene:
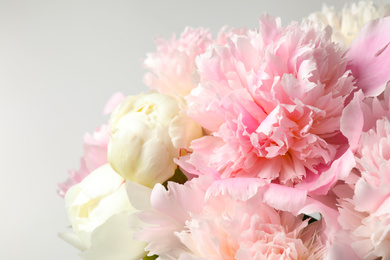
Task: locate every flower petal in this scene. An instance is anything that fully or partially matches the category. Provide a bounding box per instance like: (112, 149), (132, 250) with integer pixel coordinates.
(80, 211), (147, 260)
(347, 17), (390, 96)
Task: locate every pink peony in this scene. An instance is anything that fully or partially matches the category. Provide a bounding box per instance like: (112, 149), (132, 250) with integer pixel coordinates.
(338, 117), (390, 259)
(143, 27), (213, 100)
(338, 79), (390, 258)
(143, 27), (248, 102)
(136, 176), (329, 260)
(58, 93), (125, 197)
(180, 15), (355, 192)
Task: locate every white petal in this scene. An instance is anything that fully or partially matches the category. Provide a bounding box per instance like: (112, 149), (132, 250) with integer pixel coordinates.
(80, 211), (147, 260)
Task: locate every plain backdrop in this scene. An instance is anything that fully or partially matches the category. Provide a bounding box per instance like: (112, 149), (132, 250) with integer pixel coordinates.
(0, 0), (367, 259)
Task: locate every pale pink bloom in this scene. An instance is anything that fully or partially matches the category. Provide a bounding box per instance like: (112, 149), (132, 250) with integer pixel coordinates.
(181, 15), (355, 193)
(136, 176), (329, 260)
(338, 117), (390, 259)
(143, 27), (248, 101)
(143, 27), (213, 100)
(58, 93), (125, 197)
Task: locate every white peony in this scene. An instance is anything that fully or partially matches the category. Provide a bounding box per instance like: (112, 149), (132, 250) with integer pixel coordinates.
(108, 92), (202, 187)
(59, 164), (147, 260)
(306, 1), (390, 46)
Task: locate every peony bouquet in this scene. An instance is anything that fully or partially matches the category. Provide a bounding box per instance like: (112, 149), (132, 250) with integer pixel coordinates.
(58, 1), (390, 259)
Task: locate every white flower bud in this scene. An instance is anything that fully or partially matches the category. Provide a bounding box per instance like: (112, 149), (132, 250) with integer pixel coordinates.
(108, 92), (202, 187)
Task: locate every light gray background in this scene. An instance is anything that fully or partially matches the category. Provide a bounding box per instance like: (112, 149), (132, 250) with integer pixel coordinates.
(0, 0), (364, 259)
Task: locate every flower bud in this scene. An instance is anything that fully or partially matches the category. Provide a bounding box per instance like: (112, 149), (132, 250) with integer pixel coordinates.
(108, 92), (202, 187)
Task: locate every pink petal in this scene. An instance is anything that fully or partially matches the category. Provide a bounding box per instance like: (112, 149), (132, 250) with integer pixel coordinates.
(340, 90), (365, 152)
(308, 148), (355, 195)
(205, 178), (267, 201)
(347, 17), (390, 96)
(262, 184), (307, 212)
(325, 230), (360, 260)
(353, 178), (390, 213)
(103, 92), (126, 115)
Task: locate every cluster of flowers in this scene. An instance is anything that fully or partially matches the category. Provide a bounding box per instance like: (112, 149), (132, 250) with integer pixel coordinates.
(59, 1), (390, 259)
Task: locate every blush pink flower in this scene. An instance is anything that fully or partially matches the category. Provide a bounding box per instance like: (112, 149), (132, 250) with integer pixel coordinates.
(136, 176), (328, 260)
(143, 27), (213, 100)
(58, 93), (125, 197)
(180, 15), (355, 191)
(338, 117), (390, 259)
(143, 27), (248, 102)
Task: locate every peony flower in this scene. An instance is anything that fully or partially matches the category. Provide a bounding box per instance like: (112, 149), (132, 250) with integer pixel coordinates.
(136, 176), (327, 260)
(339, 80), (390, 258)
(58, 92), (125, 197)
(143, 27), (213, 101)
(108, 92), (202, 187)
(143, 27), (248, 102)
(338, 117), (390, 259)
(59, 164), (147, 260)
(180, 15), (355, 193)
(306, 1), (390, 46)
